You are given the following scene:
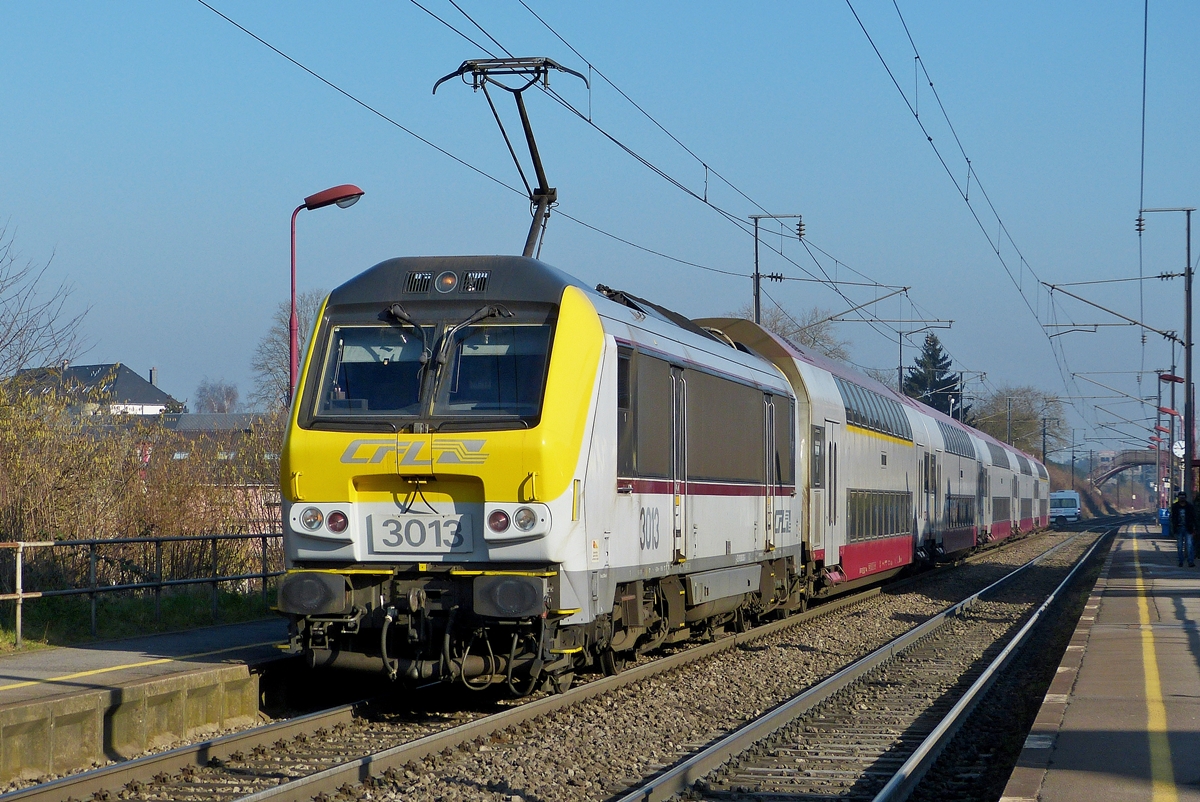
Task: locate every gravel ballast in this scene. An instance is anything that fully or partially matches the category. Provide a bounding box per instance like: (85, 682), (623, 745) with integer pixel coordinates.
(367, 530), (1092, 802)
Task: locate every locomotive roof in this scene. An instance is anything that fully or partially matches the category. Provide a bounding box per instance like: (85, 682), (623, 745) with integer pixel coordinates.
(330, 255), (725, 345)
(328, 255), (591, 308)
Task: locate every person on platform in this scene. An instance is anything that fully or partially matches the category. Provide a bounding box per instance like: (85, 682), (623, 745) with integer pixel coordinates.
(1170, 491), (1195, 568)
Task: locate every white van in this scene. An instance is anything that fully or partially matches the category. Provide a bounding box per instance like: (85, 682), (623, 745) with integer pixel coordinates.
(1049, 490), (1081, 527)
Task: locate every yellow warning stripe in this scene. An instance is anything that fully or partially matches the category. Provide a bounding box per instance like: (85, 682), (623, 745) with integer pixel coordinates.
(0, 640), (282, 693)
(1132, 531), (1178, 802)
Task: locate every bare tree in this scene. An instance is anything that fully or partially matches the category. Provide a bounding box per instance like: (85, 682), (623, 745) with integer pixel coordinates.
(728, 301), (852, 363)
(972, 385), (1067, 459)
(195, 378), (239, 413)
(250, 289), (327, 411)
(863, 366), (899, 392)
(0, 225), (86, 376)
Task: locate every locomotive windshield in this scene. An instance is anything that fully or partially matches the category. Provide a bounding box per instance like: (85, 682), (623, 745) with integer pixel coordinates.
(431, 324), (552, 417)
(309, 319), (554, 428)
(316, 325), (434, 416)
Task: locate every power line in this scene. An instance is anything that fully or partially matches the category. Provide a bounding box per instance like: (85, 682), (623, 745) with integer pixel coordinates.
(849, 1), (1087, 421)
(1138, 0), (1150, 377)
(417, 0), (913, 338)
(516, 0), (771, 217)
(509, 0), (933, 336)
(1052, 272), (1182, 288)
(194, 0), (522, 198)
(194, 0), (753, 283)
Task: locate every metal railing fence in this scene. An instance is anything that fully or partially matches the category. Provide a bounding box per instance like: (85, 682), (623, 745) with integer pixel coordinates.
(0, 533), (285, 647)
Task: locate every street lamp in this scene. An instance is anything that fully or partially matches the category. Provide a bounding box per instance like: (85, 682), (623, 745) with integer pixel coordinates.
(290, 184), (364, 403)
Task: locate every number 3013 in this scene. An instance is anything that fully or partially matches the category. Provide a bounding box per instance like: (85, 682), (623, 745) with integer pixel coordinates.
(639, 507), (661, 550)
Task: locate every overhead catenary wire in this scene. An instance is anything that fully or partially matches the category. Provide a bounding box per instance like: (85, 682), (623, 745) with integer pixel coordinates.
(201, 0), (1006, 413)
(195, 0), (903, 320)
(417, 0), (916, 337)
(1051, 273), (1182, 287)
(505, 0), (933, 339)
(194, 0), (755, 283)
(1137, 0), (1150, 377)
(849, 0), (1094, 430)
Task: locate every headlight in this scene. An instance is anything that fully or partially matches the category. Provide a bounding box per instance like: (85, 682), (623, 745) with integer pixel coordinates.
(513, 506), (537, 531)
(474, 575), (547, 618)
(300, 507), (324, 531)
(278, 572), (348, 615)
(326, 510), (348, 533)
(488, 510), (510, 533)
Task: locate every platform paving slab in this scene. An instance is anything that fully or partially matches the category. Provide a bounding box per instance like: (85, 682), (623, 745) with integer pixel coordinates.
(0, 618), (288, 782)
(1001, 523), (1200, 802)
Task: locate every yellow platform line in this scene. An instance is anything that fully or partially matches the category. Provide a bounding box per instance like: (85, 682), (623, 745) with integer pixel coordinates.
(0, 639), (283, 693)
(1133, 532), (1177, 802)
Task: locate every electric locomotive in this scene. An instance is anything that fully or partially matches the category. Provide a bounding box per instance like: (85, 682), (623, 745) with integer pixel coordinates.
(277, 255), (802, 690)
(276, 254), (1050, 691)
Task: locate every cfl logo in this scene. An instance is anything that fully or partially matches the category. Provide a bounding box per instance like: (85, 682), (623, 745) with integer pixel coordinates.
(339, 439), (489, 465)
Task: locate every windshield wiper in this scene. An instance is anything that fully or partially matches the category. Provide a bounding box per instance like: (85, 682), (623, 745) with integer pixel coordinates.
(386, 302), (435, 405)
(386, 303), (432, 366)
(435, 304), (514, 366)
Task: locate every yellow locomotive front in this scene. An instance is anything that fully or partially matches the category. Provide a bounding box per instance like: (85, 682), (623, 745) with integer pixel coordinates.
(277, 255), (602, 690)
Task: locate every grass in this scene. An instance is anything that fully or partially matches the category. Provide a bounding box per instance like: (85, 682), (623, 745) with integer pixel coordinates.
(0, 585), (280, 652)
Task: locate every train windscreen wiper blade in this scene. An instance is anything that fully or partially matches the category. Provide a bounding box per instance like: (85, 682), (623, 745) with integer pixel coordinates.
(386, 303), (432, 368)
(436, 304), (514, 366)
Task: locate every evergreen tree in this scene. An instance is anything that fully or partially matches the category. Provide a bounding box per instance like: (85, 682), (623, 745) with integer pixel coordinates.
(903, 333), (969, 419)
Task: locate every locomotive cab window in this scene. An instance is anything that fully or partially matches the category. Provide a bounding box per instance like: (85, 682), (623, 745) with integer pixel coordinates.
(431, 324), (553, 417)
(315, 325), (434, 416)
(306, 311), (555, 429)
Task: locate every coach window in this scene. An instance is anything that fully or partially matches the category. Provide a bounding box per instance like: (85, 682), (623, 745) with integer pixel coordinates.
(811, 425), (825, 489)
(852, 386), (868, 428)
(686, 370), (764, 483)
(617, 348), (635, 476)
(635, 355), (672, 478)
(879, 398), (894, 435)
(850, 384), (867, 428)
(774, 398), (795, 485)
(866, 392), (882, 431)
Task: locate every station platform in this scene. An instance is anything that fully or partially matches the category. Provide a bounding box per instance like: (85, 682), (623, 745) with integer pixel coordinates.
(0, 617), (289, 783)
(1002, 521), (1200, 801)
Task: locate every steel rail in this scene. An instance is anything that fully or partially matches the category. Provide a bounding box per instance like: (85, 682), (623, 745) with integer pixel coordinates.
(0, 586), (878, 802)
(0, 523), (1078, 802)
(0, 702), (358, 802)
(870, 524), (1112, 801)
(614, 525), (1111, 802)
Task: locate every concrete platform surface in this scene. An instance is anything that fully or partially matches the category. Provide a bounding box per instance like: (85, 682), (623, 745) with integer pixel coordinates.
(0, 618), (288, 707)
(1002, 522), (1200, 802)
(0, 618), (289, 782)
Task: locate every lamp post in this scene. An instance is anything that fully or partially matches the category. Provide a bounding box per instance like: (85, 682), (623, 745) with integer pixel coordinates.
(1160, 371), (1185, 503)
(1141, 207), (1194, 500)
(290, 184), (364, 403)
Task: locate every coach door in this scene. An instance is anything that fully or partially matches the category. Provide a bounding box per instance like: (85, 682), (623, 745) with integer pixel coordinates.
(977, 464), (988, 541)
(671, 367), (687, 563)
(809, 424), (825, 554)
(764, 396), (777, 552)
(826, 421), (840, 532)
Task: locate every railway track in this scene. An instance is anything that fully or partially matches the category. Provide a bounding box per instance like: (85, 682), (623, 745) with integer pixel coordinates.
(4, 523), (1109, 802)
(616, 524), (1112, 802)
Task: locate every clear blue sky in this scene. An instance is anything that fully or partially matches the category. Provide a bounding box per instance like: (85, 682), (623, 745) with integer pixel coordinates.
(2, 2), (1197, 453)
